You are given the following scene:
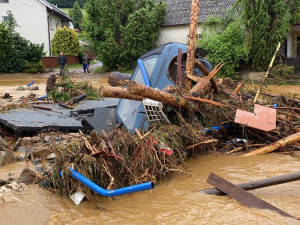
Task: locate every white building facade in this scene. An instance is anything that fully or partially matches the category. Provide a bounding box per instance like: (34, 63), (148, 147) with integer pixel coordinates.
(0, 0), (73, 56)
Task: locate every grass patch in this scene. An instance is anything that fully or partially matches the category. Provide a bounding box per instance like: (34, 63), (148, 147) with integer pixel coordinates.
(61, 8), (86, 16)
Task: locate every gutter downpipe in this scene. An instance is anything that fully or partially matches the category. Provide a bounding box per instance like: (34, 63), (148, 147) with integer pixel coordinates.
(60, 167), (154, 197)
(47, 11), (54, 56)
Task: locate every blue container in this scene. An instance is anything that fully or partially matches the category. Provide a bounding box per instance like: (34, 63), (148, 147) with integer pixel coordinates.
(27, 81), (34, 87)
(37, 94), (48, 100)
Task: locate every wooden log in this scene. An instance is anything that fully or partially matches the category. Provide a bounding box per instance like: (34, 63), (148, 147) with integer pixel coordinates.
(243, 132), (300, 156)
(202, 171), (300, 196)
(108, 72), (131, 87)
(186, 139), (218, 150)
(99, 85), (143, 101)
(233, 83), (244, 95)
(33, 105), (52, 111)
(194, 59), (219, 93)
(189, 62), (224, 93)
(66, 93), (87, 105)
(185, 0), (200, 90)
(127, 81), (226, 109)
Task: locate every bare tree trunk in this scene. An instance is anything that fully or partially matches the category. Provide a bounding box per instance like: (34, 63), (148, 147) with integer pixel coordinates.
(243, 132), (300, 156)
(185, 0), (200, 90)
(99, 85), (143, 101)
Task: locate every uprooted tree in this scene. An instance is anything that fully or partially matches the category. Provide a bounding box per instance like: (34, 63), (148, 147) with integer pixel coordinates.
(83, 0), (167, 71)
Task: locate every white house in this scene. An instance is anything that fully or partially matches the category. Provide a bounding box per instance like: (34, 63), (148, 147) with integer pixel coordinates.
(159, 0), (300, 74)
(0, 0), (73, 56)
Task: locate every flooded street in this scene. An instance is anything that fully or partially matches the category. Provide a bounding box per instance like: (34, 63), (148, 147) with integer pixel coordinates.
(0, 154), (300, 225)
(0, 73), (300, 225)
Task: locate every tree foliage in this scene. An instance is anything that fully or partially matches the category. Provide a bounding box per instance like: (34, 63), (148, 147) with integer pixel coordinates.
(238, 0), (300, 70)
(0, 12), (45, 73)
(69, 1), (83, 29)
(51, 26), (80, 56)
(198, 19), (249, 78)
(48, 0), (86, 8)
(84, 0), (166, 70)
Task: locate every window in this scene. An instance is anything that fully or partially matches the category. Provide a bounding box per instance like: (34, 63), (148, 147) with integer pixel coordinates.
(186, 34), (202, 43)
(0, 0), (9, 3)
(56, 20), (60, 29)
(50, 18), (54, 30)
(2, 16), (9, 22)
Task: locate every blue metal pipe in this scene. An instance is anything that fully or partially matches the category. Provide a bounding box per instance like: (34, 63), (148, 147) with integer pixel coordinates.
(27, 81), (34, 87)
(60, 167), (154, 197)
(38, 94), (48, 100)
(137, 59), (150, 87)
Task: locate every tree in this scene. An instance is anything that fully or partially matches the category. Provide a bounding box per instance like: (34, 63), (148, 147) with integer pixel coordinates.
(48, 0), (87, 8)
(84, 0), (166, 71)
(239, 0), (298, 70)
(69, 1), (83, 29)
(0, 11), (45, 73)
(51, 26), (80, 56)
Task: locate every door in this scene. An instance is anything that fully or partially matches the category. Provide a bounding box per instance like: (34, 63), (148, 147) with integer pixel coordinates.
(291, 32), (300, 58)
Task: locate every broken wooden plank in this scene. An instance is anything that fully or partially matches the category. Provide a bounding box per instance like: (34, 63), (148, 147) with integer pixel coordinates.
(185, 0), (200, 90)
(177, 48), (184, 85)
(206, 172), (298, 219)
(189, 62), (224, 93)
(202, 171), (300, 195)
(194, 59), (219, 93)
(243, 132), (300, 156)
(186, 139), (218, 150)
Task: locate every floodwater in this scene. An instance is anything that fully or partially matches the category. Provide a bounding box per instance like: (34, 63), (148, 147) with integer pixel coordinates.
(0, 75), (300, 224)
(0, 154), (300, 225)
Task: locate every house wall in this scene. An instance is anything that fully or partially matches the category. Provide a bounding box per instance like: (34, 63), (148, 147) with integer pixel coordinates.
(0, 0), (50, 55)
(287, 25), (300, 58)
(157, 24), (203, 46)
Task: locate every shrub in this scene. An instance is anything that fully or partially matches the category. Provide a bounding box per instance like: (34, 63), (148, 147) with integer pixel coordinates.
(23, 61), (45, 73)
(198, 19), (249, 78)
(69, 1), (83, 29)
(51, 26), (80, 56)
(84, 0), (166, 71)
(78, 50), (84, 64)
(0, 12), (45, 73)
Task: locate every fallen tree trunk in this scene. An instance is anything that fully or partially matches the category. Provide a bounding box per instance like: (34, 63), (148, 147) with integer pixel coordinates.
(127, 81), (226, 109)
(202, 171), (300, 195)
(243, 132), (300, 156)
(108, 72), (131, 87)
(99, 85), (143, 101)
(66, 93), (87, 105)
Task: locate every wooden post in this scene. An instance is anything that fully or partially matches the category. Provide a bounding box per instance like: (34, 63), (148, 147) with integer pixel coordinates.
(185, 0), (200, 90)
(253, 42), (281, 103)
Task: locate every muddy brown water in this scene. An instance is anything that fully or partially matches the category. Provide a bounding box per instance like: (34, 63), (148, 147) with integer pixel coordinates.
(0, 154), (300, 225)
(0, 76), (300, 224)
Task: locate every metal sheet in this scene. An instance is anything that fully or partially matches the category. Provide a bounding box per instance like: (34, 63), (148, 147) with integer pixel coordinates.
(206, 173), (298, 220)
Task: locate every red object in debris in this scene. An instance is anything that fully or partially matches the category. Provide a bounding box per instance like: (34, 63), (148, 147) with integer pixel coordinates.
(234, 104), (276, 131)
(153, 139), (173, 155)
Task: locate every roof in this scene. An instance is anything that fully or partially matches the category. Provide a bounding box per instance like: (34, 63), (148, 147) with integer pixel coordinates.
(162, 0), (236, 27)
(39, 0), (73, 22)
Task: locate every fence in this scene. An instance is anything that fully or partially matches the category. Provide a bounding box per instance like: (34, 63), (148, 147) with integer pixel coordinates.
(42, 55), (79, 68)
